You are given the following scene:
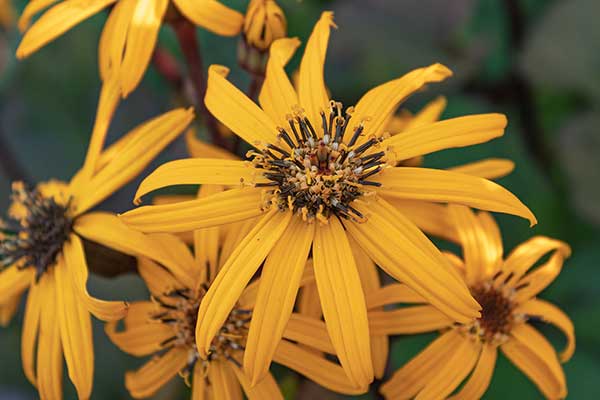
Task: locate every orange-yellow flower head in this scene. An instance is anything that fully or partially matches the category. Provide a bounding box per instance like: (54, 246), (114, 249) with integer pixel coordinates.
(243, 0), (287, 51)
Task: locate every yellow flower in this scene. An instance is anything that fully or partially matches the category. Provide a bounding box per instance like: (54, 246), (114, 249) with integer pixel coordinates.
(0, 0), (14, 28)
(376, 205), (574, 399)
(121, 12), (535, 389)
(243, 0), (287, 51)
(16, 0), (244, 97)
(107, 198), (363, 398)
(0, 98), (194, 398)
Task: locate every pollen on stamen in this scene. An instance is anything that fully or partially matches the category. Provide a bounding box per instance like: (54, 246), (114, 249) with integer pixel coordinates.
(250, 101), (387, 222)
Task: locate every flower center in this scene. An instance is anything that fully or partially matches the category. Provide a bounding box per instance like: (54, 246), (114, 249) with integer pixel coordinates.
(250, 101), (386, 222)
(457, 283), (516, 344)
(0, 182), (72, 279)
(152, 286), (251, 375)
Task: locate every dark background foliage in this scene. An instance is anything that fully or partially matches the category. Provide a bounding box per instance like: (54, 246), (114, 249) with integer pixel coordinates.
(1, 0), (599, 398)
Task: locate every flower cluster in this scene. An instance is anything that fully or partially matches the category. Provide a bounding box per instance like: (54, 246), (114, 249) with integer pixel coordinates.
(0, 1), (574, 400)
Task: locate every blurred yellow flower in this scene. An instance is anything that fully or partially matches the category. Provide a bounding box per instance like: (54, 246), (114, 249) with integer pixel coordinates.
(0, 0), (13, 28)
(244, 0), (287, 51)
(0, 96), (194, 399)
(120, 12), (535, 389)
(377, 205), (574, 399)
(16, 0), (244, 97)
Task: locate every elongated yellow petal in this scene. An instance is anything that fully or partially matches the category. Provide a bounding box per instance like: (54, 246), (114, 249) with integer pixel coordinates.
(273, 340), (367, 395)
(16, 0), (116, 58)
(193, 184), (225, 283)
(125, 347), (188, 398)
(75, 212), (195, 285)
(186, 129), (238, 159)
(415, 339), (480, 400)
(0, 293), (20, 326)
(350, 65), (452, 143)
(62, 233), (128, 321)
(516, 299), (575, 362)
(448, 205), (503, 285)
(173, 0), (243, 36)
(18, 0), (59, 32)
(196, 209), (291, 357)
(149, 233), (200, 284)
(368, 306), (452, 335)
(206, 65), (279, 148)
(120, 301), (158, 330)
(365, 284), (426, 308)
(244, 215), (313, 385)
(137, 257), (183, 297)
(119, 0), (168, 96)
(401, 96), (447, 132)
(298, 12), (334, 126)
(375, 167), (537, 226)
(282, 313), (335, 354)
(192, 361), (208, 400)
(313, 218), (373, 388)
(55, 260), (93, 400)
(345, 198), (480, 323)
(105, 312), (176, 356)
(384, 198), (459, 243)
(75, 107), (194, 213)
(380, 330), (462, 399)
(121, 188), (265, 232)
(382, 114), (506, 161)
(231, 364), (283, 400)
(135, 159), (267, 201)
(448, 158), (515, 180)
(297, 268), (322, 319)
(512, 251), (567, 303)
(21, 282), (42, 385)
(36, 272), (63, 400)
(502, 332), (566, 399)
(0, 265), (33, 304)
(448, 344), (497, 400)
(259, 37), (301, 125)
(499, 236), (570, 285)
(208, 361), (243, 400)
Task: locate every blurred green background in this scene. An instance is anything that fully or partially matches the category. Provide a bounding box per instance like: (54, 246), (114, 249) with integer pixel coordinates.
(1, 0), (599, 398)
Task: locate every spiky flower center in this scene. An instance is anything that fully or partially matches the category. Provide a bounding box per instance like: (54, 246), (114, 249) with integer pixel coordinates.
(152, 286), (251, 376)
(0, 183), (72, 279)
(250, 101), (386, 222)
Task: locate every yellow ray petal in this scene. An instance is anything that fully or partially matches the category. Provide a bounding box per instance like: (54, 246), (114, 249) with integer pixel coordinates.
(282, 313), (335, 354)
(21, 282), (42, 385)
(502, 333), (566, 399)
(137, 257), (184, 297)
(231, 364), (283, 400)
(105, 312), (176, 356)
(119, 0), (168, 97)
(382, 114), (506, 161)
(185, 129), (238, 159)
(55, 260), (93, 400)
(152, 194), (196, 205)
(375, 167), (537, 226)
(121, 301), (158, 330)
(401, 96), (447, 132)
(75, 107), (194, 214)
(173, 0), (243, 36)
(350, 65), (452, 143)
(195, 209), (291, 357)
(368, 306), (452, 336)
(16, 0), (116, 59)
(380, 330), (463, 400)
(365, 284), (426, 308)
(75, 212), (195, 285)
(244, 215), (314, 385)
(512, 251), (567, 303)
(448, 158), (515, 180)
(273, 340), (367, 395)
(0, 293), (21, 326)
(206, 65), (279, 148)
(313, 218), (373, 388)
(192, 361), (208, 400)
(36, 272), (63, 400)
(62, 233), (128, 321)
(259, 37), (301, 125)
(193, 184), (226, 282)
(344, 197), (480, 323)
(448, 205), (503, 285)
(415, 339), (481, 400)
(448, 344), (497, 400)
(298, 12), (334, 126)
(18, 0), (59, 32)
(150, 233), (199, 284)
(382, 197), (459, 243)
(0, 265), (33, 304)
(219, 217), (260, 272)
(125, 347), (188, 398)
(499, 236), (570, 286)
(297, 267), (322, 319)
(134, 158), (267, 202)
(516, 299), (575, 362)
(121, 187), (265, 233)
(207, 361), (243, 400)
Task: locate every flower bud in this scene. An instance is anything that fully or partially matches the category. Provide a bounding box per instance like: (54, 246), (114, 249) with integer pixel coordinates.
(243, 0), (287, 51)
